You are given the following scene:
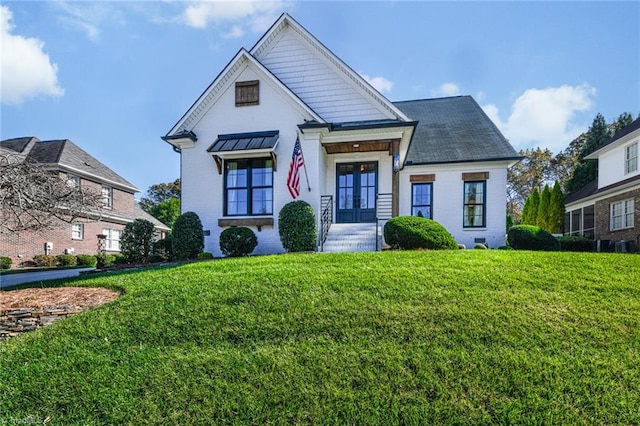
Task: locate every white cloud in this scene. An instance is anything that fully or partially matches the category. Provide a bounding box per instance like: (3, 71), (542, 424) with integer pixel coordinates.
(360, 74), (393, 94)
(1, 5), (64, 105)
(53, 1), (125, 42)
(182, 1), (288, 34)
(482, 84), (596, 153)
(431, 82), (461, 97)
(223, 25), (245, 39)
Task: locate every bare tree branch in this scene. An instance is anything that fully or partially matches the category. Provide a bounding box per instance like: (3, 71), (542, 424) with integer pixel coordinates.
(0, 154), (103, 234)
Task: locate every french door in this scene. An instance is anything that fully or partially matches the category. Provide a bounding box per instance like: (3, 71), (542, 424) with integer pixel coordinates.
(336, 162), (377, 223)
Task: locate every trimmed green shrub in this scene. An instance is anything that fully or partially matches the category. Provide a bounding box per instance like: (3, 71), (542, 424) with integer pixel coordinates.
(384, 216), (457, 250)
(0, 256), (12, 270)
(33, 254), (56, 267)
(121, 219), (156, 263)
(474, 244), (488, 250)
(558, 235), (595, 252)
(96, 254), (116, 268)
(55, 254), (77, 266)
(197, 252), (214, 260)
(76, 254), (97, 267)
(153, 236), (174, 261)
(220, 227), (257, 257)
(497, 245), (514, 250)
(279, 201), (316, 252)
(507, 225), (560, 251)
(457, 244), (466, 250)
(172, 212), (204, 260)
(113, 254), (127, 264)
(147, 253), (166, 263)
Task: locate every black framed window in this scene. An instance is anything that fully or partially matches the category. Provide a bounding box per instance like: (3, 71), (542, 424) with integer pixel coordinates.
(225, 158), (273, 216)
(463, 181), (486, 228)
(412, 183), (433, 218)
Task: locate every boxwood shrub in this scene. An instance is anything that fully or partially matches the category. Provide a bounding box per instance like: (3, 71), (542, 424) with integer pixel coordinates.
(55, 254), (77, 267)
(384, 216), (457, 250)
(220, 227), (258, 257)
(558, 235), (595, 252)
(96, 254), (116, 268)
(279, 201), (316, 252)
(172, 212), (204, 260)
(507, 225), (560, 251)
(0, 256), (12, 270)
(76, 254), (97, 267)
(33, 254), (56, 267)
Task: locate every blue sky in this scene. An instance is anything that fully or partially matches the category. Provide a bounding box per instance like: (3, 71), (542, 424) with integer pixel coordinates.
(2, 1), (638, 196)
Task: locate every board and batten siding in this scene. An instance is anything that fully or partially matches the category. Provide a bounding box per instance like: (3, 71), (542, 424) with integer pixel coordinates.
(256, 30), (392, 123)
(398, 163), (510, 248)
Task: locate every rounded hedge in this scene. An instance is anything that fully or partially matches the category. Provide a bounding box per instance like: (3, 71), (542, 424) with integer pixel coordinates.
(384, 216), (457, 250)
(278, 201), (316, 252)
(172, 211), (204, 260)
(76, 254), (97, 267)
(558, 235), (594, 252)
(220, 227), (258, 257)
(507, 225), (560, 251)
(56, 254), (77, 267)
(0, 256), (12, 270)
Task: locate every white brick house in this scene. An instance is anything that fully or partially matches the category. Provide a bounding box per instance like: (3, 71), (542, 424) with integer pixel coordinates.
(163, 14), (520, 256)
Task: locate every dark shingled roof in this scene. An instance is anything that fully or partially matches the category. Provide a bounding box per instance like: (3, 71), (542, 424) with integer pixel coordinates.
(564, 179), (598, 204)
(208, 130), (279, 153)
(587, 116), (640, 158)
(393, 96), (520, 165)
(1, 138), (138, 192)
(0, 136), (38, 154)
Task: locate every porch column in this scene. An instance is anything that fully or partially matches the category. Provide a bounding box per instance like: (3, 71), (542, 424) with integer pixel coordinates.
(391, 140), (400, 217)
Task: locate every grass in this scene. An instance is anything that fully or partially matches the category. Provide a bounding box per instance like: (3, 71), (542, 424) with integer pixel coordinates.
(1, 250), (639, 425)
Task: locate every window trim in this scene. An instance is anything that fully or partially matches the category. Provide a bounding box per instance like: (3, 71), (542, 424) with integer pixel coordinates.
(463, 180), (487, 228)
(102, 228), (122, 251)
(235, 80), (259, 107)
(224, 158), (273, 217)
(67, 174), (81, 189)
(610, 199), (634, 231)
(71, 223), (84, 240)
(625, 142), (638, 174)
(102, 185), (113, 209)
(411, 182), (433, 218)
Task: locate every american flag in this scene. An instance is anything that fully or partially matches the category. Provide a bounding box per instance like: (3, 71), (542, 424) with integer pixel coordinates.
(287, 136), (304, 199)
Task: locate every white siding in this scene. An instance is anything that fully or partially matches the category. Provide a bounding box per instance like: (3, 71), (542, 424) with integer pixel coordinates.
(399, 163), (509, 248)
(597, 136), (640, 189)
(257, 30), (392, 123)
(181, 65), (320, 257)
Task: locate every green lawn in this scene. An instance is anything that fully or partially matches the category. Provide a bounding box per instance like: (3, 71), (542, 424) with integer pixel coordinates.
(1, 251), (639, 425)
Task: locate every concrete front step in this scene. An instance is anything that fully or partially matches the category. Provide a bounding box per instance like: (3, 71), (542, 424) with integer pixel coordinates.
(321, 223), (379, 253)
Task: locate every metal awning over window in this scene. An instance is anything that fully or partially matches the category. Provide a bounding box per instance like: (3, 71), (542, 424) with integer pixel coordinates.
(207, 130), (279, 174)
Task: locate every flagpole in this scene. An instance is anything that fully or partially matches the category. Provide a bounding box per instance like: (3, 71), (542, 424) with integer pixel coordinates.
(297, 131), (311, 192)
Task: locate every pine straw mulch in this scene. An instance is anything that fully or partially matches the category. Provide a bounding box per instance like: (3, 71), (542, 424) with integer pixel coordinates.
(1, 287), (120, 310)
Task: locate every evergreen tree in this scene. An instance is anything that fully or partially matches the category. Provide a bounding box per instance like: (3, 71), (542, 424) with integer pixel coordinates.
(549, 181), (565, 234)
(537, 185), (551, 231)
(521, 197), (532, 225)
(528, 187), (540, 226)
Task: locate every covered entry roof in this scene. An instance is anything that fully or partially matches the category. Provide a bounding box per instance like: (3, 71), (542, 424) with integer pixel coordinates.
(207, 130), (279, 153)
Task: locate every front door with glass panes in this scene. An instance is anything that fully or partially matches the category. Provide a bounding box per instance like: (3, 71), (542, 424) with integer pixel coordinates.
(336, 162), (377, 223)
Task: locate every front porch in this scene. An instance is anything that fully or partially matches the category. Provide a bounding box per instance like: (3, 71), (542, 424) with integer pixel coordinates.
(318, 193), (392, 252)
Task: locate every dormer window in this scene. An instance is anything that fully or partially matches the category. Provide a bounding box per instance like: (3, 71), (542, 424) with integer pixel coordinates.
(235, 80), (259, 107)
(626, 142), (638, 174)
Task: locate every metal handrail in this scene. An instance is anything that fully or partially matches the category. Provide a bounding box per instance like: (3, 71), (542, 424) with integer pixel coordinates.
(320, 195), (333, 251)
(375, 193), (393, 251)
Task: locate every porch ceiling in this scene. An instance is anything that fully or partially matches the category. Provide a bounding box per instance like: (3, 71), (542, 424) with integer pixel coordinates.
(322, 139), (398, 154)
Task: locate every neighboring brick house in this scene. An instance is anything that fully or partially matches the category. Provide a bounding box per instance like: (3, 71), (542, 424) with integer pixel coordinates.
(565, 118), (640, 252)
(1, 137), (170, 267)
